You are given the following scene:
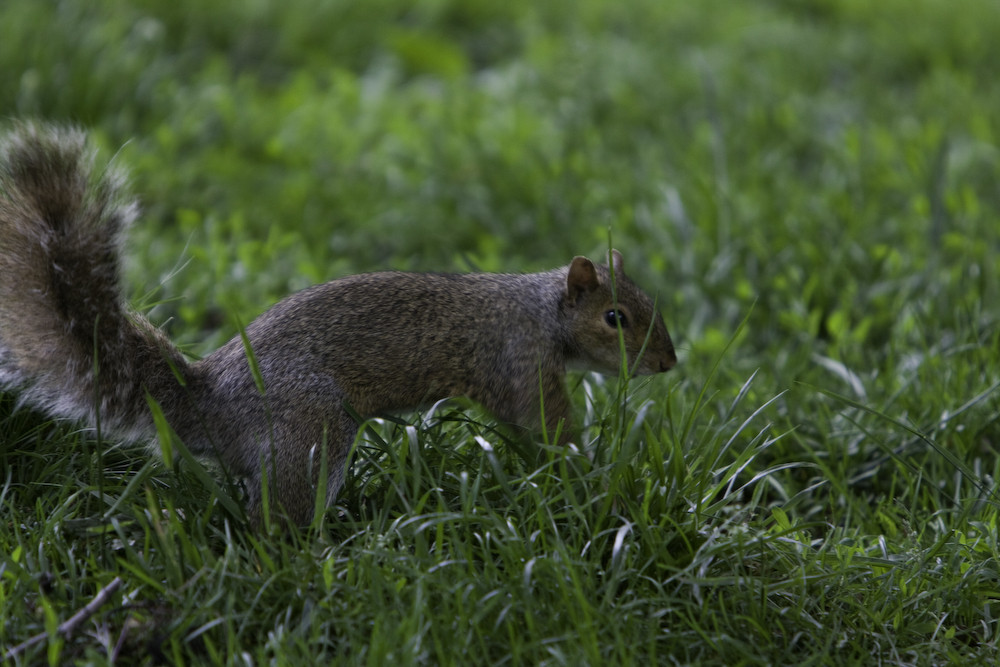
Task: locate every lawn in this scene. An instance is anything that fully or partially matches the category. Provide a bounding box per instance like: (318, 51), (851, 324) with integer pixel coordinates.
(2, 0), (1000, 664)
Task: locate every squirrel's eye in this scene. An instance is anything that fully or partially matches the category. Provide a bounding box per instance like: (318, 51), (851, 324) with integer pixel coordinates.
(604, 309), (628, 328)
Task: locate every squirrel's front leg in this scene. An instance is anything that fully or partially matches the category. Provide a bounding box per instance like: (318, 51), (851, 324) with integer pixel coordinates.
(512, 372), (574, 446)
(542, 391), (575, 446)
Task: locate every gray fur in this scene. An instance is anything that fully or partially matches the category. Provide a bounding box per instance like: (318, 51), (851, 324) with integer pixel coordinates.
(0, 123), (676, 525)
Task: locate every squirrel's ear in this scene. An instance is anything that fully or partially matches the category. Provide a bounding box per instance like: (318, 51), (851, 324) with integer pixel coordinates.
(567, 256), (600, 303)
(609, 249), (624, 276)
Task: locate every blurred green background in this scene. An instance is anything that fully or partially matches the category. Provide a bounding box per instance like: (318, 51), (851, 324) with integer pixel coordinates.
(5, 0), (1000, 561)
(6, 0), (997, 363)
(3, 0), (1000, 662)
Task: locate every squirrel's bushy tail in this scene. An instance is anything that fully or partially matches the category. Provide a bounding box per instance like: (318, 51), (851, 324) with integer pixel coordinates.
(0, 123), (191, 440)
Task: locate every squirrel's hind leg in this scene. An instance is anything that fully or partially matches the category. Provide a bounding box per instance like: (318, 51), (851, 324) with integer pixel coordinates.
(243, 405), (357, 528)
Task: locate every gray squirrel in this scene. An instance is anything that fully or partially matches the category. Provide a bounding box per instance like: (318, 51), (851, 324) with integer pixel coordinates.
(0, 122), (676, 525)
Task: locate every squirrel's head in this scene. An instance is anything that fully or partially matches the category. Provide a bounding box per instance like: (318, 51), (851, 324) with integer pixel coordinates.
(563, 250), (676, 377)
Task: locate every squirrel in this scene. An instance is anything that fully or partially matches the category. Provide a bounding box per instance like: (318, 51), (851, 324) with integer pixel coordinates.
(0, 122), (677, 526)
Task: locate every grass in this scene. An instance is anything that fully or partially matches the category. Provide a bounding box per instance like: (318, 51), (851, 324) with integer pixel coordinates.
(2, 0), (1000, 663)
